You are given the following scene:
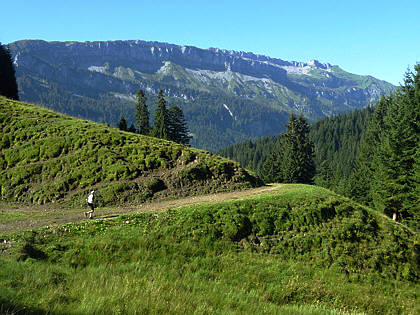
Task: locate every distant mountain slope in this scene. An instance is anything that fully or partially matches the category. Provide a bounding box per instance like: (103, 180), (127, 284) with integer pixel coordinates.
(0, 96), (260, 205)
(9, 40), (395, 151)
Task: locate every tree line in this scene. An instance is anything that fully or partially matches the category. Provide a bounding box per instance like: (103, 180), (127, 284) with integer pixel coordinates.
(118, 89), (191, 145)
(218, 107), (372, 188)
(219, 65), (419, 230)
(349, 66), (419, 229)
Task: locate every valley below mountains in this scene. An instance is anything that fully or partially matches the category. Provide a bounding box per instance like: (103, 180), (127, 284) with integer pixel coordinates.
(9, 39), (395, 151)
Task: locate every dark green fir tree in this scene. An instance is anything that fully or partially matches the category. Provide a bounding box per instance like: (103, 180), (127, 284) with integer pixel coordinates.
(373, 70), (418, 223)
(262, 114), (315, 184)
(118, 115), (128, 131)
(0, 43), (19, 100)
(135, 89), (150, 135)
(352, 64), (419, 228)
(128, 123), (136, 133)
(151, 89), (169, 139)
(281, 114), (316, 183)
(168, 104), (191, 145)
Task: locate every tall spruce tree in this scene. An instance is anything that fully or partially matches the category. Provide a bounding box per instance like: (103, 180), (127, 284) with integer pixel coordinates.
(0, 43), (19, 100)
(352, 65), (419, 228)
(151, 89), (169, 139)
(349, 95), (393, 204)
(374, 69), (418, 224)
(118, 115), (128, 131)
(262, 138), (284, 182)
(281, 114), (316, 183)
(135, 89), (150, 135)
(167, 104), (191, 145)
(263, 114), (315, 184)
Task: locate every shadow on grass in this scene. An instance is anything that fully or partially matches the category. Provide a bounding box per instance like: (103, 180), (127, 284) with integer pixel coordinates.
(0, 298), (56, 315)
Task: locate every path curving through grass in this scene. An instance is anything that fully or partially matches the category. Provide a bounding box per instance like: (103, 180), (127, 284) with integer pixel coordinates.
(0, 184), (284, 234)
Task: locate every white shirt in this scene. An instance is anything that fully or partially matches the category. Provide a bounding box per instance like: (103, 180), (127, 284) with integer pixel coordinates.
(87, 193), (94, 203)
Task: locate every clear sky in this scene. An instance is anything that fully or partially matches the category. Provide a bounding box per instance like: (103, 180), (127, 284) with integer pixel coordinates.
(2, 0), (419, 85)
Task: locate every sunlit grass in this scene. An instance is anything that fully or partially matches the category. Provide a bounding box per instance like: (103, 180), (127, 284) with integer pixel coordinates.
(0, 185), (418, 314)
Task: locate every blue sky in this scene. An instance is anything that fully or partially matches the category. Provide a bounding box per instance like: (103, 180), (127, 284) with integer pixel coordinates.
(2, 0), (419, 85)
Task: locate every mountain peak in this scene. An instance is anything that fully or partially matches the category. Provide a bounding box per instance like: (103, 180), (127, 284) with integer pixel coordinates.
(308, 59), (331, 69)
(9, 39), (395, 151)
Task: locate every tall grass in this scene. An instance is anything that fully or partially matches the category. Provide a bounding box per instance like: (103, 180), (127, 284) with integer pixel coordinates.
(1, 185), (418, 314)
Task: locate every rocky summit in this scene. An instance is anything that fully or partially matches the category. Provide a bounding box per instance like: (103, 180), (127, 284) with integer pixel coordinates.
(9, 40), (395, 151)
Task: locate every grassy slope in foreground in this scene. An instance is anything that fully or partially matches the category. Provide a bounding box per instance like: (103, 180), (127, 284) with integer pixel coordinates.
(0, 96), (260, 206)
(1, 185), (418, 314)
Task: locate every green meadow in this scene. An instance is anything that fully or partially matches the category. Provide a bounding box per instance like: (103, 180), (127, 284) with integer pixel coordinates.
(0, 97), (418, 314)
(1, 185), (418, 314)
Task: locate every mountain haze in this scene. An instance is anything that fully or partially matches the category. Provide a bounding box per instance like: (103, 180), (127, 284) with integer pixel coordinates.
(9, 40), (395, 151)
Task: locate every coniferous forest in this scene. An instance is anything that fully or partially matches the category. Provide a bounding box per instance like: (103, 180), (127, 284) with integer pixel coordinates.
(219, 107), (372, 190)
(219, 65), (420, 230)
(119, 88), (191, 146)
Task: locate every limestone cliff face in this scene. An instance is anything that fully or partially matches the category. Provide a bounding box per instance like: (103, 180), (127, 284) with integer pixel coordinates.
(9, 39), (395, 151)
(11, 40), (289, 83)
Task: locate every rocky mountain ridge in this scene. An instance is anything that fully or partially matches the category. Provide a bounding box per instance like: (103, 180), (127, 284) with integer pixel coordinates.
(9, 39), (395, 151)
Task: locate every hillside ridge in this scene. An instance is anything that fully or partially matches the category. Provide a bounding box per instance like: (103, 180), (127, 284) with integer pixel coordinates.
(0, 96), (261, 206)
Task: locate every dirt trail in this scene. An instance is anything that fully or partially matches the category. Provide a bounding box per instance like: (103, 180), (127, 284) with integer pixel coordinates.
(0, 184), (282, 235)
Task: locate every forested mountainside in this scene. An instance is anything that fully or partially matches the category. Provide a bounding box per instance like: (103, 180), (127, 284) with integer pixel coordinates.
(219, 106), (373, 188)
(219, 65), (419, 230)
(0, 96), (260, 205)
(9, 40), (395, 151)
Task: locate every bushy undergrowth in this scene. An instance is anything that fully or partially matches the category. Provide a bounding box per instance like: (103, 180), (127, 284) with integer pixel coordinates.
(0, 97), (260, 205)
(1, 185), (418, 314)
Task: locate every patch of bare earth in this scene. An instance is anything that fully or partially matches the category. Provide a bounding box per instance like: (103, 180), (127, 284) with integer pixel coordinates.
(0, 184), (281, 235)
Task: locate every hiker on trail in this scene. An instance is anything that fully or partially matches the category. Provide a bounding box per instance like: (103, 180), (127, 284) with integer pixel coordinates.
(85, 190), (95, 219)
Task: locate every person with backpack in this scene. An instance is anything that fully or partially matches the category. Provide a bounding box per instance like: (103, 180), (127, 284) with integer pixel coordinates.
(84, 190), (95, 219)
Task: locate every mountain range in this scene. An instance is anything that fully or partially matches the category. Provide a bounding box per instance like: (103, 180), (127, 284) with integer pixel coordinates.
(9, 40), (395, 151)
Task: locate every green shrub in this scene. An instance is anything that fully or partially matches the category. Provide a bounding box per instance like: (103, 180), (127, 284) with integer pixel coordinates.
(144, 177), (166, 193)
(179, 162), (211, 180)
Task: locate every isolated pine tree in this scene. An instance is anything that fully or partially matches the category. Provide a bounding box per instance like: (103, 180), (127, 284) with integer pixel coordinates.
(135, 89), (150, 135)
(118, 115), (128, 131)
(151, 89), (169, 139)
(0, 43), (19, 100)
(168, 104), (191, 145)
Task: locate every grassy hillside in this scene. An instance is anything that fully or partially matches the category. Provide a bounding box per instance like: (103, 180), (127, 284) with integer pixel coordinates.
(1, 185), (418, 314)
(0, 96), (260, 206)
